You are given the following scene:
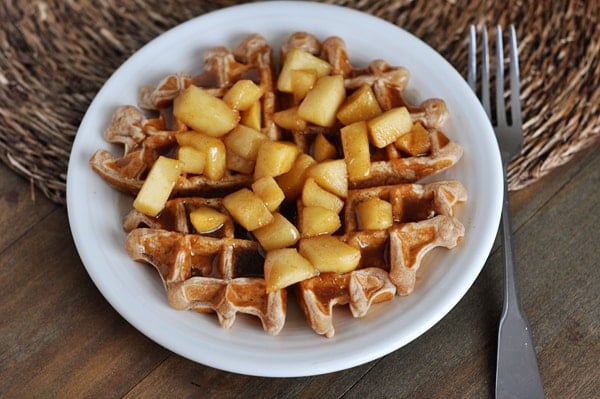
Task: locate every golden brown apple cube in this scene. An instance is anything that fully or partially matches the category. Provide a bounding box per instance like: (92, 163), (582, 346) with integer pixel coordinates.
(355, 197), (394, 230)
(177, 146), (206, 175)
(133, 156), (182, 217)
(301, 177), (344, 214)
(189, 206), (229, 234)
(273, 106), (307, 131)
(277, 48), (332, 93)
(394, 121), (432, 156)
(252, 176), (285, 212)
(176, 131), (226, 181)
(367, 106), (413, 148)
(226, 149), (255, 175)
(336, 84), (383, 125)
(299, 205), (342, 237)
(254, 140), (301, 180)
(276, 153), (317, 199)
(340, 120), (371, 181)
(264, 248), (318, 293)
(307, 159), (348, 198)
(222, 188), (273, 231)
(290, 69), (318, 102)
(173, 85), (239, 137)
(312, 133), (338, 161)
(297, 75), (346, 127)
(299, 235), (361, 273)
(223, 124), (267, 161)
(223, 79), (263, 111)
(240, 100), (262, 131)
(253, 213), (300, 251)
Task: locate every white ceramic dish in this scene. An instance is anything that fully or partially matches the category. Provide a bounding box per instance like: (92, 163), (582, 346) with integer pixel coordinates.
(67, 1), (502, 377)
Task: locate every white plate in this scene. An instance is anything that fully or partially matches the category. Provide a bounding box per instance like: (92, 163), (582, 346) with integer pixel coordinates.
(67, 1), (502, 377)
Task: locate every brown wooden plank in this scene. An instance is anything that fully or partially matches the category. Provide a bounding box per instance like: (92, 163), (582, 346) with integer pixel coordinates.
(0, 162), (56, 252)
(0, 208), (170, 398)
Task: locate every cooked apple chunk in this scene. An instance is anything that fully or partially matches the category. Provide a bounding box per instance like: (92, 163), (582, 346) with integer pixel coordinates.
(222, 188), (273, 231)
(177, 146), (205, 175)
(298, 75), (346, 127)
(299, 236), (361, 273)
(254, 140), (301, 180)
(356, 197), (394, 230)
(189, 206), (229, 234)
(299, 205), (342, 237)
(264, 248), (319, 293)
(223, 124), (267, 161)
(277, 48), (333, 93)
(173, 85), (239, 137)
(222, 79), (263, 111)
(340, 121), (371, 181)
(253, 213), (300, 251)
(133, 156), (182, 217)
(225, 149), (254, 175)
(312, 133), (337, 161)
(276, 153), (317, 199)
(301, 177), (344, 214)
(175, 131), (226, 181)
(290, 69), (318, 101)
(240, 100), (261, 131)
(367, 106), (413, 148)
(272, 106), (307, 131)
(395, 121), (432, 156)
(307, 159), (348, 198)
(336, 84), (382, 125)
(252, 176), (285, 212)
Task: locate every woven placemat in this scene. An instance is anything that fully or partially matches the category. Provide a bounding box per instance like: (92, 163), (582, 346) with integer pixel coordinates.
(1, 0), (598, 205)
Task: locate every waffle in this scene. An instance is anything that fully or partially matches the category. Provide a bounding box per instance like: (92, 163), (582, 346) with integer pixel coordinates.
(124, 197), (287, 335)
(296, 180), (466, 337)
(277, 32), (463, 188)
(90, 33), (278, 197)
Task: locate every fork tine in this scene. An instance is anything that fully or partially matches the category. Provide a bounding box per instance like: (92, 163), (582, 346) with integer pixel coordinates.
(509, 24), (522, 128)
(495, 25), (506, 126)
(468, 25), (477, 92)
(481, 25), (491, 118)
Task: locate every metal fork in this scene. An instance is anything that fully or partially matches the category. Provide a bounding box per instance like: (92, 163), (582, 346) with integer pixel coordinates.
(468, 25), (544, 398)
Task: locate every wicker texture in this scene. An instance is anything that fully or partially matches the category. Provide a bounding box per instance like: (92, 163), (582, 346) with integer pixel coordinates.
(1, 0), (598, 204)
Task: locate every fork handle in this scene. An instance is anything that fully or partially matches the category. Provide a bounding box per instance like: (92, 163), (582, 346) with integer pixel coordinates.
(495, 175), (545, 399)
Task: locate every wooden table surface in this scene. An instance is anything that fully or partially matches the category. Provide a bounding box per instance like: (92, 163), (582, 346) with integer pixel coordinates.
(1, 140), (598, 398)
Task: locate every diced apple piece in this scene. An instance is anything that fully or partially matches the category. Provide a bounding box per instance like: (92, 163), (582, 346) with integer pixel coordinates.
(299, 206), (342, 237)
(299, 236), (361, 273)
(356, 197), (394, 230)
(226, 149), (254, 174)
(173, 85), (239, 137)
(253, 213), (300, 251)
(273, 106), (307, 131)
(276, 153), (317, 199)
(298, 75), (346, 127)
(223, 79), (263, 111)
(133, 156), (182, 217)
(340, 121), (371, 181)
(301, 177), (344, 214)
(240, 100), (261, 130)
(395, 121), (432, 156)
(222, 188), (273, 231)
(290, 69), (317, 102)
(254, 140), (301, 180)
(223, 124), (267, 160)
(312, 133), (337, 161)
(277, 49), (332, 93)
(177, 145), (205, 175)
(176, 132), (226, 180)
(336, 84), (383, 125)
(252, 176), (285, 212)
(264, 248), (319, 293)
(189, 206), (229, 233)
(307, 159), (348, 198)
(367, 106), (413, 148)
